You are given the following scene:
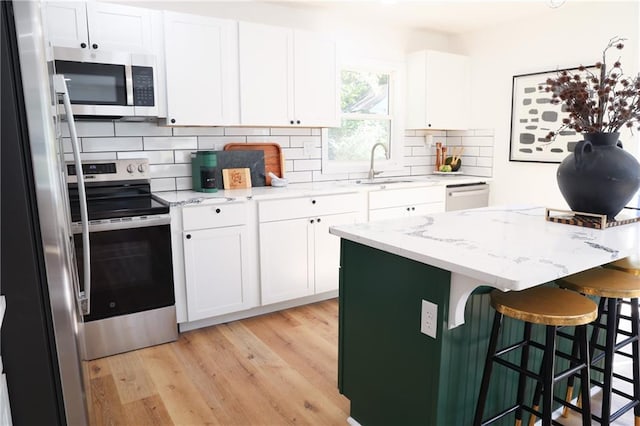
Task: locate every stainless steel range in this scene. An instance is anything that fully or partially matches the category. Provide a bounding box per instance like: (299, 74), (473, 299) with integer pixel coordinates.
(66, 159), (177, 360)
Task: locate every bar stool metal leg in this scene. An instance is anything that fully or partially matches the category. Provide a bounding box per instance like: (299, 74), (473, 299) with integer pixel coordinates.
(515, 322), (532, 426)
(631, 298), (640, 426)
(474, 310), (503, 426)
(576, 324), (592, 426)
(541, 325), (557, 426)
(601, 298), (618, 426)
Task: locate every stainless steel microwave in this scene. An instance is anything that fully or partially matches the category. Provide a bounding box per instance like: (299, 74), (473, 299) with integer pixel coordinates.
(53, 47), (158, 118)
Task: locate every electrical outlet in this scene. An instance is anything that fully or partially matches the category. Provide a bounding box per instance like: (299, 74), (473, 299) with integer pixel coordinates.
(421, 299), (438, 338)
(425, 135), (434, 148)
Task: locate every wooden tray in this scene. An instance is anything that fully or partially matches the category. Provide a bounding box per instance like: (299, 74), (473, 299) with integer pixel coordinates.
(224, 143), (284, 186)
(545, 207), (640, 229)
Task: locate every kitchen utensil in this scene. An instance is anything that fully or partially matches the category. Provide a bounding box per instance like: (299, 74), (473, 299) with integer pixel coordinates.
(224, 143), (284, 186)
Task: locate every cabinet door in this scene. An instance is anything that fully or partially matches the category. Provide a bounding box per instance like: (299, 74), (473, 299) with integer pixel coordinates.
(293, 30), (338, 127)
(86, 2), (153, 53)
(424, 51), (470, 130)
(183, 226), (252, 321)
(259, 218), (313, 304)
(412, 202), (445, 216)
(314, 212), (358, 293)
(43, 2), (88, 49)
(369, 206), (411, 222)
(239, 22), (292, 126)
(164, 12), (239, 126)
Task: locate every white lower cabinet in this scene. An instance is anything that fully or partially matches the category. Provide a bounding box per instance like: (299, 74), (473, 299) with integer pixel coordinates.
(368, 185), (445, 221)
(258, 194), (362, 305)
(181, 202), (258, 321)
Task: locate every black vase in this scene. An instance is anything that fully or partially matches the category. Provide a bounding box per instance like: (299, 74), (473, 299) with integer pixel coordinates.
(557, 132), (640, 219)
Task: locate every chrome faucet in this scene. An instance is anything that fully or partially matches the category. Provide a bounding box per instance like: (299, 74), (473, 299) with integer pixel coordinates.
(368, 142), (389, 180)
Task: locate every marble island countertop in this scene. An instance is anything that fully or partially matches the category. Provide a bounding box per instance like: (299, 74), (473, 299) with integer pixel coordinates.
(329, 205), (640, 327)
(153, 174), (490, 206)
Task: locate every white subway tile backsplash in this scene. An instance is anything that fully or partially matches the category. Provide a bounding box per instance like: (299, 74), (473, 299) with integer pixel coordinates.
(64, 152), (117, 162)
(149, 163), (191, 178)
(479, 147), (494, 157)
(285, 171), (313, 183)
(174, 150), (195, 164)
(144, 136), (197, 151)
(115, 122), (171, 137)
(197, 136), (245, 150)
(290, 136), (321, 147)
(117, 150), (174, 164)
(224, 127), (269, 136)
(62, 121), (114, 138)
(270, 127), (313, 136)
(150, 178), (177, 192)
(246, 136), (290, 147)
(176, 177), (192, 190)
(83, 137), (142, 152)
(281, 147), (305, 160)
(462, 136), (494, 147)
(67, 121), (494, 186)
(476, 157), (493, 167)
(294, 159), (322, 171)
(172, 127), (224, 136)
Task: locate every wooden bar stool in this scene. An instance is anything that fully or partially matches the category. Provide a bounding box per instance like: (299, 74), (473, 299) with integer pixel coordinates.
(558, 267), (640, 426)
(605, 254), (640, 277)
(474, 286), (597, 426)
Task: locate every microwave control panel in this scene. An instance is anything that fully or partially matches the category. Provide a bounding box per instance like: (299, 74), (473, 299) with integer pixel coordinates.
(132, 66), (155, 107)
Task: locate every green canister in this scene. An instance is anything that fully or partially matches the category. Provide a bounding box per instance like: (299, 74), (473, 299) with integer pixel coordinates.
(191, 151), (218, 193)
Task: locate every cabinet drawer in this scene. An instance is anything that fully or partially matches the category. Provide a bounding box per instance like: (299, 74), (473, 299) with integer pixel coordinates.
(368, 186), (444, 210)
(182, 202), (248, 230)
(259, 192), (360, 222)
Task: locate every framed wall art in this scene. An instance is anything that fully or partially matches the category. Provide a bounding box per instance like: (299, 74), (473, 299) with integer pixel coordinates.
(509, 66), (596, 163)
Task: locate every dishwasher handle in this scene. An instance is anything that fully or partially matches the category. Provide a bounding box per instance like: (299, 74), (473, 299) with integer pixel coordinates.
(448, 188), (490, 198)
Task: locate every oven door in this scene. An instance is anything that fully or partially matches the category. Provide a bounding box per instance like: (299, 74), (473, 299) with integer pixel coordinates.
(72, 215), (174, 322)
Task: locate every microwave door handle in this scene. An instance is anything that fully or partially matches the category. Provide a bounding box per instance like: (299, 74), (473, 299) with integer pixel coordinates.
(53, 74), (91, 316)
(125, 64), (134, 106)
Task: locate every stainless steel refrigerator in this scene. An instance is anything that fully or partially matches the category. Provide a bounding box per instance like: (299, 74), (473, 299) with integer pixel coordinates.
(1, 1), (90, 424)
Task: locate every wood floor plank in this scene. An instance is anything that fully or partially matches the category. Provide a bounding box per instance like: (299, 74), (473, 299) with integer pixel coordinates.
(121, 395), (173, 426)
(88, 299), (348, 426)
(90, 375), (128, 426)
(107, 351), (156, 404)
(136, 344), (221, 425)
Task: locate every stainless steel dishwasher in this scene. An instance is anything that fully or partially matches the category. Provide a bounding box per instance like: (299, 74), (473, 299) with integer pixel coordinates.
(445, 183), (490, 211)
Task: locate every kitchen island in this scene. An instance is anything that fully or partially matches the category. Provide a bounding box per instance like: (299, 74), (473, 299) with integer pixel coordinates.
(329, 206), (640, 426)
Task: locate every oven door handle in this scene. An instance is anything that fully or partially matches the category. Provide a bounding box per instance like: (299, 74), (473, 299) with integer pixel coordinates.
(72, 214), (171, 234)
(54, 74), (91, 316)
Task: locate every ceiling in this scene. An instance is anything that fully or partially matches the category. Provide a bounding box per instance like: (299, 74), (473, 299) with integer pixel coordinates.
(263, 0), (566, 34)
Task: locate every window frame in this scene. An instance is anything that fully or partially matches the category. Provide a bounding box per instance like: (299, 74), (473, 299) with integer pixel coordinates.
(321, 59), (405, 176)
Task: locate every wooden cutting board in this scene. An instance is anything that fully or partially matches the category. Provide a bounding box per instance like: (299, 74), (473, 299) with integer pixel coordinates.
(224, 143), (284, 186)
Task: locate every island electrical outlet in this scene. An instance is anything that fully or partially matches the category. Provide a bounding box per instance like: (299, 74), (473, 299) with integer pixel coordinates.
(421, 300), (438, 338)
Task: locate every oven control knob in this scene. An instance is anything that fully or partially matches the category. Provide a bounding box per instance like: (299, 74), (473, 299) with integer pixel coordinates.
(126, 164), (135, 174)
(138, 164), (146, 173)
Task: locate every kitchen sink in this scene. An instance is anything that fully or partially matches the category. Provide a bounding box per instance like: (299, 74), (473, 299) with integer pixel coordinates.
(355, 179), (415, 185)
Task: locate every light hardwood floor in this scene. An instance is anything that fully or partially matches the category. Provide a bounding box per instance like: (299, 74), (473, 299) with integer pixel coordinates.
(87, 299), (350, 425)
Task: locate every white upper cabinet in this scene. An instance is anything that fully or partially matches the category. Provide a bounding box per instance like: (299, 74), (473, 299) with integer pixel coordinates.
(44, 1), (154, 53)
(238, 22), (338, 127)
(406, 50), (470, 130)
(163, 12), (239, 126)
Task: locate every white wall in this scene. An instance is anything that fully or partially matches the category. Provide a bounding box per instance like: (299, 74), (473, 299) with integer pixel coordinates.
(454, 1), (640, 208)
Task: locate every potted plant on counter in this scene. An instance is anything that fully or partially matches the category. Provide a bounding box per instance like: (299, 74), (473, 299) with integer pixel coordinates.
(542, 36), (640, 218)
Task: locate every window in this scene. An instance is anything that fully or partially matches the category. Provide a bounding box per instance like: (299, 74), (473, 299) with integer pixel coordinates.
(322, 64), (404, 174)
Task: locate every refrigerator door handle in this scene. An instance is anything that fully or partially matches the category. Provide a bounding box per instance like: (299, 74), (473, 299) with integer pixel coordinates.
(53, 74), (91, 316)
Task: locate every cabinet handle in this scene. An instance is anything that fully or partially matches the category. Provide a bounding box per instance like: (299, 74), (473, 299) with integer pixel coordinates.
(92, 43), (98, 49)
(317, 218), (321, 223)
(310, 219), (315, 224)
(311, 199), (316, 204)
(80, 42), (87, 48)
(290, 120), (294, 125)
(215, 208), (221, 214)
(186, 234), (192, 239)
(170, 118), (176, 124)
(296, 120), (301, 125)
(427, 123), (432, 127)
(411, 207), (416, 211)
(406, 207), (411, 211)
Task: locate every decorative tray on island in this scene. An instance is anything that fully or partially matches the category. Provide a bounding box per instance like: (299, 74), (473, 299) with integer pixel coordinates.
(545, 207), (640, 229)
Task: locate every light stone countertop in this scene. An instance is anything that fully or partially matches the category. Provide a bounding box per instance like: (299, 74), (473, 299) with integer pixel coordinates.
(153, 175), (491, 206)
(329, 205), (640, 327)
